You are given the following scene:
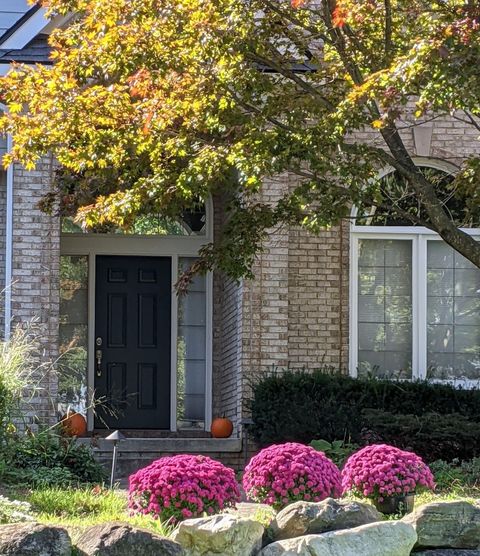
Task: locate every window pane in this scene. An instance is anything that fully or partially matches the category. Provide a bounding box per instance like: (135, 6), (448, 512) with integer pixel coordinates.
(58, 256), (88, 416)
(357, 239), (412, 378)
(427, 242), (480, 380)
(177, 257), (207, 428)
(61, 205), (206, 236)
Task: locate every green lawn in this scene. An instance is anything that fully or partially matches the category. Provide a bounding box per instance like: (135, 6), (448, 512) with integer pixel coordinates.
(7, 486), (172, 538)
(3, 484), (480, 541)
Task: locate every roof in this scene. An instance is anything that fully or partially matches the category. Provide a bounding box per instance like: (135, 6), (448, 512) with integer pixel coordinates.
(0, 0), (33, 42)
(0, 33), (51, 65)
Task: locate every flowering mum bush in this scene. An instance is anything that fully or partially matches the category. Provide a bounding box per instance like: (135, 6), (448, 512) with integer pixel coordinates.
(128, 454), (240, 522)
(341, 444), (435, 502)
(243, 442), (341, 510)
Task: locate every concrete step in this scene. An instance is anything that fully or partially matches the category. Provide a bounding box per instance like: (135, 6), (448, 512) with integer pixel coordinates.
(78, 437), (244, 476)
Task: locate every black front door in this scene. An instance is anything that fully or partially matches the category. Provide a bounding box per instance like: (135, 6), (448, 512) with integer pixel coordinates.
(94, 256), (172, 429)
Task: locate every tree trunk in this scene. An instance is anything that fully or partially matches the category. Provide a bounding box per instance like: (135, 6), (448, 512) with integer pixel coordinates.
(380, 124), (480, 268)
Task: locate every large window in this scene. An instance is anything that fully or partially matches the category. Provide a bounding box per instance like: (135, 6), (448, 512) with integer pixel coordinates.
(351, 160), (480, 383)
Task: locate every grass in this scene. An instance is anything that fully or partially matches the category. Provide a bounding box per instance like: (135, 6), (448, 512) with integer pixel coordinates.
(8, 486), (173, 538)
(415, 487), (480, 506)
(3, 483), (480, 540)
(343, 486), (480, 520)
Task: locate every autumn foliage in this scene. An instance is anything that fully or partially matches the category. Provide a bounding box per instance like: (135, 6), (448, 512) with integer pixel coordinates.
(0, 1), (479, 278)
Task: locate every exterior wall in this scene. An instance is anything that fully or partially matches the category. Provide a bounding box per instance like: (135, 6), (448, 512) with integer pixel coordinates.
(10, 157), (60, 428)
(238, 111), (480, 402)
(0, 170), (7, 331)
(6, 110), (479, 450)
(212, 195), (243, 435)
(287, 221), (349, 370)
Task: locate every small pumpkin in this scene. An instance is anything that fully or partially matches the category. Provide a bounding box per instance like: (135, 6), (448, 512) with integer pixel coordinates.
(211, 417), (233, 438)
(60, 411), (87, 437)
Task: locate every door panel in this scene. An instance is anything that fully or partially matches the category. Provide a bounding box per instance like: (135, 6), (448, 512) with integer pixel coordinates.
(95, 256), (172, 429)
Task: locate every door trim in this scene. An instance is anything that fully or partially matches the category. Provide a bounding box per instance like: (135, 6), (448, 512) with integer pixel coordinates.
(61, 237), (213, 433)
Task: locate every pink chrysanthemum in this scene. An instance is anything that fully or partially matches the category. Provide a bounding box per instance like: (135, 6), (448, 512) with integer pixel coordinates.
(341, 444), (435, 502)
(128, 454), (240, 522)
(243, 442), (341, 510)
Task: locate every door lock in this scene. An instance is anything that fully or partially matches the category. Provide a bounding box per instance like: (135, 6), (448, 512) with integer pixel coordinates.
(95, 338), (103, 377)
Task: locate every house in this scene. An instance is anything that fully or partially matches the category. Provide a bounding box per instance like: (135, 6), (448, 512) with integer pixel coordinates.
(1, 3), (479, 473)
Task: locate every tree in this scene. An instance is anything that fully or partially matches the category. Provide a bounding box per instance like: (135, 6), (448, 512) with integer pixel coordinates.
(1, 0), (480, 282)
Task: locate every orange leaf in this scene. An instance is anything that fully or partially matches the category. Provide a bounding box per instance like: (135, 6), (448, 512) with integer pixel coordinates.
(332, 5), (349, 27)
(142, 111), (153, 134)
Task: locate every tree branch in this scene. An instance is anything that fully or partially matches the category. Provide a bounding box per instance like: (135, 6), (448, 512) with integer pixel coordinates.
(384, 0), (393, 57)
(225, 87), (299, 133)
(246, 51), (334, 111)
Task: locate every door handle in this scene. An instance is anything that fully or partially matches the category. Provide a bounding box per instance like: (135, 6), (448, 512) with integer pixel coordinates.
(96, 337), (103, 377)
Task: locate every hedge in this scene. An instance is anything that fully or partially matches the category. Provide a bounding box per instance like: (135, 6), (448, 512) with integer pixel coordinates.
(248, 370), (480, 462)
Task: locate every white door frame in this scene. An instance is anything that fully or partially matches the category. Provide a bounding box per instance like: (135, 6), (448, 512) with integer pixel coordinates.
(60, 231), (213, 433)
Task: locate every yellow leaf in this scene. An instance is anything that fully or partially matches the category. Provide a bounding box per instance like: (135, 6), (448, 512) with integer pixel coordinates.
(9, 102), (22, 114)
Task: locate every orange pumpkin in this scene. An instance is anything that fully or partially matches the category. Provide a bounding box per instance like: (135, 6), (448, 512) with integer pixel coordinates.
(211, 417), (233, 438)
(60, 411), (87, 437)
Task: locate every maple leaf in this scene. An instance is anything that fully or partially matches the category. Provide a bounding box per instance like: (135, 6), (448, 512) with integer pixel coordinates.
(332, 5), (349, 27)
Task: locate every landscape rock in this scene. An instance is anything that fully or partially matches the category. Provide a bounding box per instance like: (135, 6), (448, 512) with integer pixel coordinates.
(172, 513), (264, 556)
(270, 497), (383, 540)
(404, 501), (480, 549)
(75, 522), (184, 555)
(0, 522), (71, 556)
(232, 502), (277, 525)
(260, 520), (416, 556)
(414, 550), (480, 555)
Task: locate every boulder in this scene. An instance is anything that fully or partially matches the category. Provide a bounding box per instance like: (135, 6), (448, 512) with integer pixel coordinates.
(232, 503), (277, 526)
(404, 501), (480, 549)
(0, 522), (71, 556)
(415, 550), (480, 555)
(270, 497), (382, 540)
(75, 522), (184, 555)
(172, 513), (264, 556)
(260, 520), (416, 556)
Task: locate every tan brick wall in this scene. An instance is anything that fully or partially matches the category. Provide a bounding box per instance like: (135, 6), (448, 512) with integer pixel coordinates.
(211, 194), (243, 435)
(3, 112), (479, 435)
(239, 112), (480, 405)
(287, 220), (349, 370)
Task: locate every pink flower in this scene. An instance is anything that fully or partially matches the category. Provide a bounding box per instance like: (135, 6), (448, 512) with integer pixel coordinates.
(242, 443), (341, 510)
(341, 444), (435, 504)
(128, 454), (240, 523)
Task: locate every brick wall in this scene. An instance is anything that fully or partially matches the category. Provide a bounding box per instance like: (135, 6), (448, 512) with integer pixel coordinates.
(3, 111), (479, 440)
(238, 112), (480, 402)
(10, 157), (60, 427)
(212, 194), (243, 435)
(0, 170), (6, 331)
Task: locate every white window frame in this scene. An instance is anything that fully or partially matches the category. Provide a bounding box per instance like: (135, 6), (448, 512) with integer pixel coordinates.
(60, 198), (214, 433)
(349, 158), (480, 382)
